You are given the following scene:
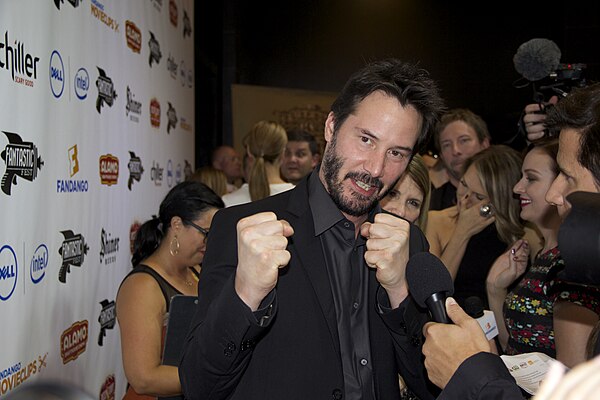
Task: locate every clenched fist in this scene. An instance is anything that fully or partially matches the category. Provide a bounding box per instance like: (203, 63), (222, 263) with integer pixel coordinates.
(234, 212), (294, 311)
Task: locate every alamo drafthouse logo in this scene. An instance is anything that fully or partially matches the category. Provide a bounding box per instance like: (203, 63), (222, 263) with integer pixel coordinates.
(169, 0), (178, 27)
(100, 228), (119, 265)
(60, 320), (88, 364)
(97, 299), (115, 346)
(148, 31), (161, 67)
(30, 243), (49, 284)
(167, 102), (178, 134)
(49, 50), (65, 99)
(125, 20), (141, 54)
(1, 131), (44, 195)
(150, 98), (161, 128)
(96, 67), (117, 113)
(127, 151), (144, 190)
(126, 86), (141, 122)
(58, 230), (89, 283)
(57, 144), (89, 193)
(0, 244), (17, 302)
(0, 30), (40, 88)
(100, 374), (116, 400)
(99, 153), (119, 186)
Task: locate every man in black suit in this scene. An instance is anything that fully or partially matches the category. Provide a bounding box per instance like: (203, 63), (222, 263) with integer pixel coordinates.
(179, 59), (445, 400)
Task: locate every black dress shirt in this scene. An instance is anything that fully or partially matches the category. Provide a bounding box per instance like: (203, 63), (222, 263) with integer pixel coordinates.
(308, 171), (376, 400)
(429, 181), (457, 211)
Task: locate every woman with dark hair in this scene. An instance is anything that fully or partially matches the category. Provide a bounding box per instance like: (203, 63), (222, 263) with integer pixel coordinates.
(116, 181), (224, 399)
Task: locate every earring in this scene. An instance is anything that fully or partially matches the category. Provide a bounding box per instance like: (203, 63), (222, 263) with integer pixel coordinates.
(169, 235), (180, 256)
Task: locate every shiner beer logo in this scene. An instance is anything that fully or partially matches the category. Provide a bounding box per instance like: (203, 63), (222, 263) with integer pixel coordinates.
(148, 31), (162, 67)
(126, 86), (142, 122)
(125, 20), (141, 54)
(166, 102), (178, 134)
(96, 67), (117, 113)
(99, 228), (119, 265)
(99, 153), (119, 186)
(97, 299), (115, 346)
(0, 30), (40, 88)
(127, 151), (144, 190)
(58, 230), (89, 283)
(60, 320), (88, 364)
(1, 131), (44, 195)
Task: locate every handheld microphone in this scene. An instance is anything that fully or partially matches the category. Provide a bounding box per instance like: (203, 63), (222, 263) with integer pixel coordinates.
(513, 38), (561, 82)
(406, 252), (454, 323)
(464, 296), (498, 341)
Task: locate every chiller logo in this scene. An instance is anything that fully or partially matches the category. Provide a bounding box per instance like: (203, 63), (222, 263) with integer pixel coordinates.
(74, 67), (89, 100)
(150, 98), (160, 128)
(60, 320), (88, 364)
(49, 50), (65, 98)
(54, 0), (82, 10)
(97, 299), (116, 346)
(99, 153), (119, 186)
(96, 67), (117, 113)
(57, 144), (89, 193)
(0, 30), (40, 88)
(58, 230), (89, 283)
(125, 20), (141, 54)
(30, 243), (49, 284)
(148, 31), (162, 67)
(1, 131), (44, 196)
(127, 151), (144, 190)
(99, 228), (119, 265)
(0, 244), (17, 301)
(183, 10), (192, 37)
(151, 161), (163, 186)
(166, 102), (178, 134)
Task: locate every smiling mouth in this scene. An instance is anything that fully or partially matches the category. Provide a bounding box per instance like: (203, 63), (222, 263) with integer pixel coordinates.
(520, 198), (532, 207)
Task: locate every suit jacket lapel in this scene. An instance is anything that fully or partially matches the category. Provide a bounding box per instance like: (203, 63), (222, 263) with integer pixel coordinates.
(286, 179), (341, 355)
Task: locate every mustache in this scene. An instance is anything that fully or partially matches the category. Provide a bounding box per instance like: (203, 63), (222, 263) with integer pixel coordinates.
(345, 172), (383, 190)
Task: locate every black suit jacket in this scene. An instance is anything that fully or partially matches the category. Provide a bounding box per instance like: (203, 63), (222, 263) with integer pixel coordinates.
(179, 176), (435, 400)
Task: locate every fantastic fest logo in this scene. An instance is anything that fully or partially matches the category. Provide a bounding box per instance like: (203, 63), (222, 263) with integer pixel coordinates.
(0, 353), (48, 397)
(96, 67), (117, 114)
(148, 31), (162, 67)
(60, 320), (88, 364)
(166, 102), (178, 134)
(0, 30), (40, 88)
(0, 244), (17, 302)
(125, 20), (141, 54)
(54, 0), (83, 10)
(99, 153), (119, 186)
(1, 131), (44, 195)
(58, 230), (89, 283)
(97, 299), (115, 346)
(127, 151), (144, 190)
(100, 374), (115, 400)
(183, 9), (192, 38)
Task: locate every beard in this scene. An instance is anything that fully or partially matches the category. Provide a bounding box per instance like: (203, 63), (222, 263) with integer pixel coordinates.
(322, 137), (394, 217)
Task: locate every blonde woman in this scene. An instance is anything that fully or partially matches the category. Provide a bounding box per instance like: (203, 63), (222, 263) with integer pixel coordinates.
(188, 165), (228, 197)
(222, 120), (294, 207)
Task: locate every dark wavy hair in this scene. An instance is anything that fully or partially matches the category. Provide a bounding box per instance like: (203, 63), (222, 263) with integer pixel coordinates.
(330, 58), (445, 154)
(131, 181), (224, 266)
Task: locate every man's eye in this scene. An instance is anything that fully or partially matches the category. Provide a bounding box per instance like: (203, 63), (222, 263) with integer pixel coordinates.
(388, 150), (405, 160)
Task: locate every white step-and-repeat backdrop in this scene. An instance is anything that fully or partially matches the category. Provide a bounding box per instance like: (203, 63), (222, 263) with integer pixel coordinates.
(0, 0), (195, 398)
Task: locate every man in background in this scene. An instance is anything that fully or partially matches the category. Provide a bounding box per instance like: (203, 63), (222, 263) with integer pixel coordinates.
(212, 145), (244, 193)
(280, 128), (321, 185)
(429, 109), (490, 210)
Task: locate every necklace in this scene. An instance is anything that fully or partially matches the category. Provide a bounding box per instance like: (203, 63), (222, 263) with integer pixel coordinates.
(185, 279), (193, 286)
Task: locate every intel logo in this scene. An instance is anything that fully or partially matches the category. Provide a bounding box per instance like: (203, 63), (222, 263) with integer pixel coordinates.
(166, 159), (173, 187)
(0, 245), (18, 301)
(49, 50), (65, 98)
(30, 244), (49, 284)
(74, 68), (90, 100)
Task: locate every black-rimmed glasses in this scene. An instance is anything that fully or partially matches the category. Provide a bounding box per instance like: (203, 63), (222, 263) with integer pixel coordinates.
(185, 220), (210, 243)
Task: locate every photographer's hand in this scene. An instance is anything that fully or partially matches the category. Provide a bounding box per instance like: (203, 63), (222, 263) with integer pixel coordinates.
(523, 96), (558, 142)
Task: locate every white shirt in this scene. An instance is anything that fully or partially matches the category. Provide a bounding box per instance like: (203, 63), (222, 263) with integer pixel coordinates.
(222, 182), (295, 207)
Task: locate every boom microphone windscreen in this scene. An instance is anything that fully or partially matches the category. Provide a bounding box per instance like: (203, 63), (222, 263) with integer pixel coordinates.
(406, 252), (454, 323)
(513, 38), (561, 81)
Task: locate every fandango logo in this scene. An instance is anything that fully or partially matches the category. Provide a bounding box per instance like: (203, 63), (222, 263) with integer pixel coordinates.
(74, 67), (89, 100)
(30, 244), (49, 284)
(49, 50), (64, 98)
(0, 244), (18, 301)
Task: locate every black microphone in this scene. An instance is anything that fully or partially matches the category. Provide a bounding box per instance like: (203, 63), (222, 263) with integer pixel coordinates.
(406, 252), (454, 323)
(513, 38), (561, 82)
(558, 192), (600, 287)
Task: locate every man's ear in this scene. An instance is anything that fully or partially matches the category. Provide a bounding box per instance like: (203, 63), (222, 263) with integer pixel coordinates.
(324, 112), (335, 144)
